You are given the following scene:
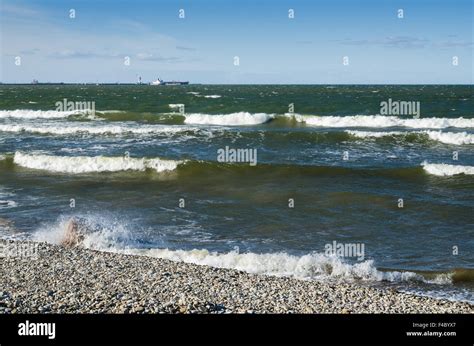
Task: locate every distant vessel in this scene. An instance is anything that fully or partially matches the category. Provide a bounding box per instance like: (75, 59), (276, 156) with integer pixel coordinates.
(151, 77), (189, 86)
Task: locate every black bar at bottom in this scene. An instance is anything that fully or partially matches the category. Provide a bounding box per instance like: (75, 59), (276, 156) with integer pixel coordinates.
(0, 314), (472, 345)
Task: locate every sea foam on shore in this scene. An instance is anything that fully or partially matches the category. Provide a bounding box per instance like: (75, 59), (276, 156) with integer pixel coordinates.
(0, 239), (472, 314)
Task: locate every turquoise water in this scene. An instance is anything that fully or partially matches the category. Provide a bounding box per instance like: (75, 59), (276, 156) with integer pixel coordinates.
(0, 84), (473, 302)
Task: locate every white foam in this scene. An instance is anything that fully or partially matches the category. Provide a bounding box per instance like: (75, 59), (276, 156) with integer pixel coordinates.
(0, 109), (88, 119)
(96, 110), (126, 114)
(0, 200), (17, 209)
(0, 123), (197, 136)
(168, 104), (183, 109)
(347, 130), (405, 138)
(202, 95), (221, 99)
(293, 114), (474, 129)
(347, 130), (474, 145)
(125, 247), (419, 282)
(421, 161), (474, 176)
(30, 215), (455, 286)
(13, 152), (182, 174)
(184, 112), (274, 125)
(112, 247), (459, 286)
(33, 214), (133, 250)
(0, 187), (17, 209)
(424, 131), (474, 145)
(424, 273), (453, 285)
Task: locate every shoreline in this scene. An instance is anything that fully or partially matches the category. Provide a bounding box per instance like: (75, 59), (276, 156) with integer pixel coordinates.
(0, 239), (473, 314)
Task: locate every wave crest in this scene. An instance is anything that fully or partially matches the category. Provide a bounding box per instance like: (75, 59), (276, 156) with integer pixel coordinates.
(293, 114), (474, 129)
(0, 123), (197, 136)
(0, 109), (92, 119)
(184, 112), (274, 125)
(347, 130), (474, 145)
(421, 161), (474, 176)
(29, 215), (454, 286)
(13, 152), (182, 174)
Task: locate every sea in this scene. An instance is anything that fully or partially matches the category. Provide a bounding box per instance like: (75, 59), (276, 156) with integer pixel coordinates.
(0, 84), (473, 303)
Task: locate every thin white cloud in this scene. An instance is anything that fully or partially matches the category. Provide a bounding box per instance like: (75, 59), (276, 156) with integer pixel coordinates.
(176, 45), (197, 51)
(1, 3), (42, 17)
(338, 36), (430, 49)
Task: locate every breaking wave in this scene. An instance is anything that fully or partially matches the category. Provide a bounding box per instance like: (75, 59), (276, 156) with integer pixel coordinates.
(125, 248), (426, 283)
(13, 152), (183, 174)
(184, 112), (274, 125)
(421, 162), (474, 176)
(31, 214), (459, 286)
(5, 153), (474, 179)
(0, 123), (199, 136)
(291, 114), (474, 129)
(347, 130), (474, 145)
(0, 109), (93, 119)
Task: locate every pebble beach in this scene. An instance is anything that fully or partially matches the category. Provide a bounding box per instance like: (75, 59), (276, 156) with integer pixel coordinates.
(1, 240), (472, 314)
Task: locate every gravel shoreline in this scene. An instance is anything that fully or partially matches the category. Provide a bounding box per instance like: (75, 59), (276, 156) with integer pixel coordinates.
(0, 239), (473, 314)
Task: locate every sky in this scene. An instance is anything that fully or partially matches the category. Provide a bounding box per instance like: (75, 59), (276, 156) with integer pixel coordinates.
(0, 0), (472, 84)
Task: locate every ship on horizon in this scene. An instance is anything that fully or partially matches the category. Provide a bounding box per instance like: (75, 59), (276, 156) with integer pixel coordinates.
(150, 77), (189, 86)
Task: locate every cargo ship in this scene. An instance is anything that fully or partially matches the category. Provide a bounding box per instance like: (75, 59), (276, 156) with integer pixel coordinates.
(150, 78), (189, 86)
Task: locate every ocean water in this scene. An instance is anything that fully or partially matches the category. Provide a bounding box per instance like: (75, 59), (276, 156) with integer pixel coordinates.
(0, 84), (473, 303)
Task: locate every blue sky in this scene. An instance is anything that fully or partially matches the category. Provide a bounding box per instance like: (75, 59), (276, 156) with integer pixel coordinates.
(1, 0), (472, 84)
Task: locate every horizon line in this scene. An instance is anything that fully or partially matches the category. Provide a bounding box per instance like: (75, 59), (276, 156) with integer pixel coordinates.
(1, 82), (473, 86)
